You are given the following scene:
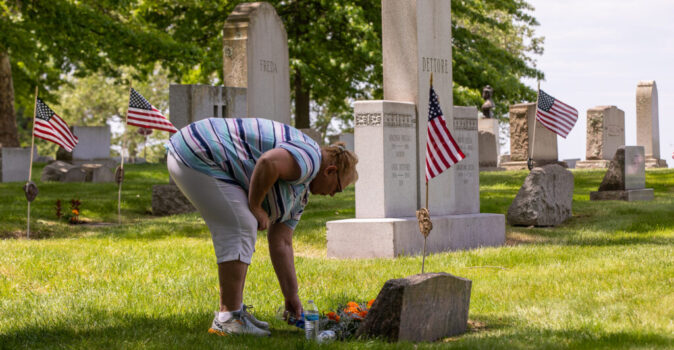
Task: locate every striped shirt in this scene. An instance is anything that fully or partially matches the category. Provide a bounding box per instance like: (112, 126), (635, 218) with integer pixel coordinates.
(167, 118), (322, 229)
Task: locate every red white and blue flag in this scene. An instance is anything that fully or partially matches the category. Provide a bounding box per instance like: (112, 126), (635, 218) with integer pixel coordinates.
(536, 89), (578, 138)
(127, 88), (177, 133)
(34, 98), (79, 152)
(425, 83), (465, 181)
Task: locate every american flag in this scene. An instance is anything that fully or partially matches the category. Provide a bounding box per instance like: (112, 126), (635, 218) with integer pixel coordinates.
(34, 98), (78, 152)
(425, 84), (465, 181)
(536, 90), (578, 138)
(127, 88), (177, 133)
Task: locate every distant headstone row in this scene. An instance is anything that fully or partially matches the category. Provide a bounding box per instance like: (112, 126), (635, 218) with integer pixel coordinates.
(499, 80), (667, 171)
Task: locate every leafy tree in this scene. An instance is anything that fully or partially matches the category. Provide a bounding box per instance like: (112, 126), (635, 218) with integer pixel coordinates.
(1, 0), (542, 148)
(0, 0), (200, 147)
(133, 0), (383, 131)
(50, 66), (171, 161)
(452, 0), (544, 119)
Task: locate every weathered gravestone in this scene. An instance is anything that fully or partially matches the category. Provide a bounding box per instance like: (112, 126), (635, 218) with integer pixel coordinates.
(635, 81), (667, 168)
(0, 147), (31, 182)
(563, 158), (580, 169)
(356, 273), (471, 342)
(501, 103), (564, 170)
(326, 0), (504, 258)
(507, 164), (574, 227)
(45, 162), (114, 183)
(41, 161), (72, 181)
(71, 126), (116, 168)
(478, 116), (500, 170)
(223, 2), (291, 125)
(298, 128), (322, 145)
(338, 133), (354, 152)
(152, 84), (247, 215)
(152, 184), (196, 216)
(168, 85), (247, 130)
(576, 106), (625, 169)
(590, 146), (653, 201)
(154, 2), (292, 216)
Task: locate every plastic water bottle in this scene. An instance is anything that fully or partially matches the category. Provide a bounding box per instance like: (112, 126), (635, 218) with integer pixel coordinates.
(304, 300), (319, 340)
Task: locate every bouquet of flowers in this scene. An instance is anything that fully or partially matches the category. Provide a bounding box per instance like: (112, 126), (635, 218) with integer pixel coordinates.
(318, 299), (375, 340)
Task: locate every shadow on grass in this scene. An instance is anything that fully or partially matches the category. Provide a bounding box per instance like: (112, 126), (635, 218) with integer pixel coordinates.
(3, 311), (671, 350)
(0, 311), (310, 349)
(457, 314), (672, 350)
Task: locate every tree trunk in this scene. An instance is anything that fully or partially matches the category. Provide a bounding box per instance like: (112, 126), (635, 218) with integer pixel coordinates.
(0, 51), (19, 147)
(294, 70), (310, 129)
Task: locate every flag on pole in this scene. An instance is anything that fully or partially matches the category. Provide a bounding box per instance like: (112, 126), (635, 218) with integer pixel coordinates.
(34, 98), (79, 152)
(127, 88), (177, 133)
(425, 83), (465, 181)
(536, 89), (578, 138)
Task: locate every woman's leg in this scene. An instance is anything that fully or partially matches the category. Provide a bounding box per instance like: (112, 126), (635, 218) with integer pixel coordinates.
(167, 152), (258, 312)
(218, 261), (247, 312)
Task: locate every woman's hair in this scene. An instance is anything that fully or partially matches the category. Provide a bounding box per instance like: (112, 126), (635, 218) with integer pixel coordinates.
(322, 141), (358, 184)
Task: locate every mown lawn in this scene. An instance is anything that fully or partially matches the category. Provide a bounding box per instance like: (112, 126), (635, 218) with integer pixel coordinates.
(1, 163), (673, 349)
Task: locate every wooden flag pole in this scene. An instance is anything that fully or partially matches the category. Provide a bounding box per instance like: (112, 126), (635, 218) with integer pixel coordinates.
(118, 85), (130, 225)
(529, 81), (541, 170)
(421, 72), (434, 275)
(26, 86), (38, 238)
(422, 181), (429, 274)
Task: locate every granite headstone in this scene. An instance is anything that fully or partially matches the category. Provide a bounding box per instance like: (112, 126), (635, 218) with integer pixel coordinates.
(223, 2), (291, 125)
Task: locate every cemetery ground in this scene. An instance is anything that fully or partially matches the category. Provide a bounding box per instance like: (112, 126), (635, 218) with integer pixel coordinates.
(1, 164), (672, 349)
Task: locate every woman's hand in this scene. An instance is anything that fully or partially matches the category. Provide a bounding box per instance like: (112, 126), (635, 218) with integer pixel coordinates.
(250, 205), (269, 231)
(284, 294), (303, 325)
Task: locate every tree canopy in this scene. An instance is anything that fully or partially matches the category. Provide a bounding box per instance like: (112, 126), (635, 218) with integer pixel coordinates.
(0, 0), (543, 148)
(0, 0), (201, 146)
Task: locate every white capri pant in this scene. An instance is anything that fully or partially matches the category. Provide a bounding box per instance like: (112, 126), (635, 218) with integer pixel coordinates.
(167, 152), (257, 264)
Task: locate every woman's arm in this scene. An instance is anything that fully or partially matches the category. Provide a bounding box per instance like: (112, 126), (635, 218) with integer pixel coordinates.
(248, 149), (301, 230)
(268, 222), (303, 322)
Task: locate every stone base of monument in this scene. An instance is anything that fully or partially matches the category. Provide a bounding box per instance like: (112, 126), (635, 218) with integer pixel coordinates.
(152, 184), (196, 216)
(326, 214), (505, 258)
(355, 273), (471, 342)
(576, 159), (612, 169)
(644, 158), (668, 168)
(500, 160), (568, 170)
(590, 188), (654, 201)
(0, 147), (31, 183)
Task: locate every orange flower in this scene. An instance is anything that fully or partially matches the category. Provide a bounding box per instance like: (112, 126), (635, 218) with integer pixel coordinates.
(72, 209), (79, 215)
(358, 310), (368, 318)
(326, 312), (340, 322)
(343, 301), (362, 315)
(367, 299), (375, 309)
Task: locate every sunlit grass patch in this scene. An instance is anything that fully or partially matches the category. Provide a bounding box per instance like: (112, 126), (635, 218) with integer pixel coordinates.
(0, 164), (672, 349)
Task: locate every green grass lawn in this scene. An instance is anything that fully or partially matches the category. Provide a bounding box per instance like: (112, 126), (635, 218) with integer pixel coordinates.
(1, 164), (673, 349)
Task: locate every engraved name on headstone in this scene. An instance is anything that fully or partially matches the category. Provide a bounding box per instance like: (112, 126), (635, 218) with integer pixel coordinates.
(223, 2), (290, 125)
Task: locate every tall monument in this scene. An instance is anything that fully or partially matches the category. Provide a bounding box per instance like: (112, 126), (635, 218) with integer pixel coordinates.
(223, 2), (291, 125)
(326, 0), (504, 258)
(635, 81), (667, 168)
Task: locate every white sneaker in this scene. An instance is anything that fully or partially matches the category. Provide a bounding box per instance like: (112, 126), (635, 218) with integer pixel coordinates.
(208, 311), (271, 337)
(242, 304), (269, 330)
